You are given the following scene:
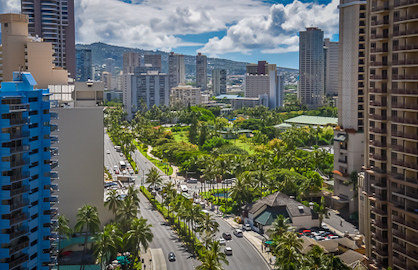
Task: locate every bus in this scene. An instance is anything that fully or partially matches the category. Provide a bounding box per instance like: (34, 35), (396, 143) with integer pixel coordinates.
(119, 161), (126, 170)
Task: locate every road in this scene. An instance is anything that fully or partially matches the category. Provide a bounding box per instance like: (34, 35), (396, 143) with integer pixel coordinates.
(104, 130), (268, 270)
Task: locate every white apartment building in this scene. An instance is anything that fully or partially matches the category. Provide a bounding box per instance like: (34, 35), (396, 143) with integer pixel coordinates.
(324, 38), (340, 96)
(212, 69), (227, 96)
(170, 84), (201, 107)
(168, 52), (185, 90)
(196, 52), (208, 90)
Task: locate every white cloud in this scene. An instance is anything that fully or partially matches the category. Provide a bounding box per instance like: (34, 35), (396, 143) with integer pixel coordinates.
(0, 0), (20, 14)
(200, 0), (339, 55)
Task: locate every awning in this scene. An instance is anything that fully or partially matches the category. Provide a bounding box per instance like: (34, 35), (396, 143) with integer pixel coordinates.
(334, 134), (347, 142)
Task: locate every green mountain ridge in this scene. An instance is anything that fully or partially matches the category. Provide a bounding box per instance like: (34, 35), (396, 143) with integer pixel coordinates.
(76, 42), (299, 76)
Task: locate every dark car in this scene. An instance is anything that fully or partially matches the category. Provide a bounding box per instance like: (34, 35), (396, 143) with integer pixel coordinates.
(222, 232), (232, 240)
(168, 252), (176, 262)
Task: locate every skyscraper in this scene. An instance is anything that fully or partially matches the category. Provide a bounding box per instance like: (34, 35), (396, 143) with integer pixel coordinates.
(123, 52), (140, 74)
(299, 27), (325, 108)
(105, 58), (115, 76)
(212, 69), (227, 96)
(332, 0), (366, 218)
(0, 72), (58, 270)
(245, 61), (284, 109)
(196, 52), (207, 90)
(168, 52), (185, 90)
(323, 38), (340, 96)
(21, 0), (76, 77)
(360, 0), (418, 269)
(144, 54), (162, 71)
(76, 48), (92, 82)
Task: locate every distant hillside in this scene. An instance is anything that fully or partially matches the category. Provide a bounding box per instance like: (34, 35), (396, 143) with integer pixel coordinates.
(76, 42), (298, 76)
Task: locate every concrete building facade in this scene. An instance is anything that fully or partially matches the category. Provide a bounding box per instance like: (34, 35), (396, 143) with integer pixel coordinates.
(76, 48), (92, 82)
(144, 54), (162, 72)
(212, 68), (227, 96)
(360, 0), (418, 269)
(123, 52), (140, 74)
(299, 27), (325, 108)
(245, 61), (283, 109)
(170, 84), (201, 107)
(196, 52), (207, 90)
(21, 0), (76, 77)
(0, 72), (57, 270)
(332, 0), (367, 216)
(324, 38), (340, 96)
(0, 14), (69, 89)
(168, 52), (185, 90)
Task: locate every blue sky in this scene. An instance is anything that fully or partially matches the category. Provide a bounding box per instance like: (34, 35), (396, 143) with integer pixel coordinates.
(0, 0), (340, 69)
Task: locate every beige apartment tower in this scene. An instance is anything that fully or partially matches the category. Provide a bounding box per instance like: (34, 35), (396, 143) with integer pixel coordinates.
(0, 13), (68, 88)
(360, 0), (418, 269)
(170, 83), (201, 107)
(123, 52), (140, 74)
(332, 0), (367, 216)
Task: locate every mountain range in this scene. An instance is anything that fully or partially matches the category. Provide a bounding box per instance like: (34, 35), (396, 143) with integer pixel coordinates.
(76, 42), (298, 76)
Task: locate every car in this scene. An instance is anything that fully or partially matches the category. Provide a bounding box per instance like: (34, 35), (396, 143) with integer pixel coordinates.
(106, 165), (110, 171)
(242, 223), (251, 231)
(233, 229), (243, 237)
(104, 182), (118, 188)
(327, 235), (339, 240)
(106, 150), (110, 154)
(222, 232), (232, 240)
(119, 153), (124, 157)
(187, 178), (198, 183)
(222, 179), (233, 184)
(113, 165), (118, 171)
(321, 223), (329, 230)
(224, 247), (232, 256)
(168, 252), (176, 262)
(314, 236), (325, 241)
(219, 238), (226, 245)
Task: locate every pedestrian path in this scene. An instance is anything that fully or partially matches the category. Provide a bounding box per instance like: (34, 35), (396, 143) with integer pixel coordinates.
(222, 217), (273, 269)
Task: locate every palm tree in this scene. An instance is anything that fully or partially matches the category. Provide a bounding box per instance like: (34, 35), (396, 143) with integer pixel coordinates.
(198, 213), (219, 235)
(162, 182), (176, 220)
(303, 245), (324, 270)
(209, 241), (229, 265)
(74, 205), (101, 270)
(272, 232), (303, 270)
(57, 215), (72, 270)
(316, 197), (329, 225)
(116, 196), (139, 232)
(229, 174), (250, 210)
(189, 204), (203, 255)
(126, 186), (140, 207)
(124, 217), (154, 270)
(93, 224), (121, 269)
(267, 215), (290, 239)
(196, 250), (225, 270)
(279, 175), (298, 196)
(104, 189), (121, 219)
(145, 167), (163, 189)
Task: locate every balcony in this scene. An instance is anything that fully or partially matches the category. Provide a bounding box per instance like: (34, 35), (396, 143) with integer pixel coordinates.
(392, 88), (418, 95)
(9, 240), (29, 255)
(9, 199), (30, 211)
(392, 102), (418, 110)
(370, 74), (388, 80)
(372, 218), (388, 228)
(393, 215), (418, 230)
(8, 185), (30, 197)
(8, 213), (29, 226)
(394, 0), (418, 7)
(370, 61), (387, 67)
(9, 172), (30, 183)
(7, 254), (28, 269)
(372, 246), (389, 257)
(392, 131), (418, 140)
(372, 232), (388, 243)
(370, 33), (389, 40)
(391, 116), (418, 126)
(7, 118), (29, 126)
(7, 104), (29, 112)
(392, 145), (418, 156)
(370, 140), (387, 147)
(370, 114), (387, 121)
(370, 153), (387, 161)
(371, 5), (390, 12)
(393, 44), (418, 52)
(9, 145), (30, 154)
(394, 13), (418, 23)
(393, 243), (407, 254)
(393, 229), (418, 246)
(393, 257), (407, 269)
(393, 74), (418, 81)
(50, 160), (58, 170)
(371, 205), (388, 215)
(393, 29), (418, 37)
(8, 131), (30, 141)
(370, 88), (388, 94)
(371, 20), (389, 26)
(393, 159), (418, 170)
(8, 227), (29, 241)
(10, 158), (30, 169)
(370, 127), (387, 134)
(392, 59), (418, 67)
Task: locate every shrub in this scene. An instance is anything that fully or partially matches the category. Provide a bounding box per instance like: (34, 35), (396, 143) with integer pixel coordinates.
(217, 145), (248, 155)
(200, 137), (230, 152)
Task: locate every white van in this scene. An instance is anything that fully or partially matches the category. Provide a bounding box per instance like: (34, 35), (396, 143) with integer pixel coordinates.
(187, 178), (198, 183)
(180, 185), (188, 193)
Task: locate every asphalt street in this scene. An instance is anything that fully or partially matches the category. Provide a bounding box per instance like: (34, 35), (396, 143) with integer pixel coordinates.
(104, 130), (268, 270)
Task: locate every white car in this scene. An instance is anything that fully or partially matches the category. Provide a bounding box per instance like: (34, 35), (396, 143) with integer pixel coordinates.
(219, 238), (226, 245)
(113, 165), (118, 171)
(242, 223), (251, 231)
(224, 247), (232, 256)
(321, 223), (329, 230)
(106, 150), (110, 154)
(119, 153), (124, 157)
(233, 229), (243, 237)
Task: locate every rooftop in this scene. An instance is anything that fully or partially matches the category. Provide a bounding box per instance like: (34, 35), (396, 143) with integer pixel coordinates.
(284, 115), (338, 126)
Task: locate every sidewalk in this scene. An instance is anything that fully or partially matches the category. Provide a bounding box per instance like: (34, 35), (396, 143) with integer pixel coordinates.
(139, 248), (153, 270)
(223, 217), (273, 269)
(147, 145), (179, 178)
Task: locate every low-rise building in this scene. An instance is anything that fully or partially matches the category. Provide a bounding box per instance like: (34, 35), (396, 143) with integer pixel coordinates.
(241, 192), (319, 234)
(170, 84), (201, 107)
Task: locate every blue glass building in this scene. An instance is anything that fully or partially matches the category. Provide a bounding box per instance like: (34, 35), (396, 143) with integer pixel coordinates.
(1, 72), (58, 270)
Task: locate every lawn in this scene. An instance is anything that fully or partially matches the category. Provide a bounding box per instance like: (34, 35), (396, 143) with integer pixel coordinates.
(172, 130), (189, 143)
(230, 139), (255, 155)
(133, 140), (174, 176)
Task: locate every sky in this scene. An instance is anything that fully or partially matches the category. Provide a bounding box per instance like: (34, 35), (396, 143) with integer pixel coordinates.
(0, 0), (340, 69)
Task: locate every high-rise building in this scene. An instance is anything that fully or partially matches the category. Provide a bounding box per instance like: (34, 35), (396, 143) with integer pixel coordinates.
(0, 13), (69, 89)
(196, 52), (207, 90)
(123, 52), (140, 74)
(101, 71), (111, 90)
(105, 58), (115, 76)
(168, 52), (185, 90)
(123, 70), (170, 119)
(299, 27), (325, 108)
(245, 61), (284, 109)
(332, 0), (367, 217)
(21, 0), (76, 77)
(212, 69), (227, 96)
(323, 38), (340, 96)
(76, 48), (92, 82)
(359, 0), (418, 269)
(170, 84), (201, 107)
(0, 72), (58, 270)
(144, 54), (162, 72)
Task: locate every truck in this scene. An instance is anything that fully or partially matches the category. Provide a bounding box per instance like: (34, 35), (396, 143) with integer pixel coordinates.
(117, 175), (135, 183)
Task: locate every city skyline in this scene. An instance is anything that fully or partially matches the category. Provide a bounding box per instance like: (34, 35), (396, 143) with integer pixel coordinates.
(0, 0), (339, 69)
